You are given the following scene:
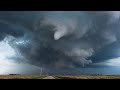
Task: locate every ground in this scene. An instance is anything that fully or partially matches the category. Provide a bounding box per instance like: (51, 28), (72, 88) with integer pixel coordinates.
(0, 75), (120, 79)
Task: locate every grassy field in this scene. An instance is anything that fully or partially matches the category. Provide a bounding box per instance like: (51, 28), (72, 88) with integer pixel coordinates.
(0, 75), (48, 79)
(54, 75), (120, 79)
(0, 75), (120, 79)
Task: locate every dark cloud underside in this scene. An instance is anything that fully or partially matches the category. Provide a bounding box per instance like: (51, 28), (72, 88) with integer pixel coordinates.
(0, 11), (120, 73)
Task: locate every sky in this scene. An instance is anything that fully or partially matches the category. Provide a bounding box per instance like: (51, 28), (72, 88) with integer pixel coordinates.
(0, 11), (120, 75)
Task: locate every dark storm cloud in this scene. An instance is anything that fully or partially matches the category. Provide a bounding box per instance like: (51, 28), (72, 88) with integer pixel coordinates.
(89, 41), (120, 63)
(0, 11), (120, 70)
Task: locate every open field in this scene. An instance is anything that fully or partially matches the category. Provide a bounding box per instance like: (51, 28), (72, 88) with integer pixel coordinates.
(0, 75), (120, 79)
(54, 75), (120, 79)
(0, 75), (48, 79)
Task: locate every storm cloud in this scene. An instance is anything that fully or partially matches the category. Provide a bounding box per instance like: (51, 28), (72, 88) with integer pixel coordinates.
(0, 11), (120, 72)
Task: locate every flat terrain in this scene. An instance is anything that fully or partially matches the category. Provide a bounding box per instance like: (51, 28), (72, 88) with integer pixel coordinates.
(0, 75), (120, 79)
(0, 75), (47, 79)
(54, 75), (120, 79)
(43, 76), (55, 79)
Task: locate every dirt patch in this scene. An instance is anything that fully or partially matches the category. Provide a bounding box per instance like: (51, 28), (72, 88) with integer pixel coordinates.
(43, 76), (55, 79)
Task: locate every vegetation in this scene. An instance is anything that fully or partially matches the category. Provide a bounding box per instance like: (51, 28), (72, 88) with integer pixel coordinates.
(53, 75), (120, 79)
(0, 75), (48, 79)
(0, 75), (120, 79)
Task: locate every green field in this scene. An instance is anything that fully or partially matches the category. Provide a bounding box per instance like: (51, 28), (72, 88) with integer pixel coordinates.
(0, 75), (120, 79)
